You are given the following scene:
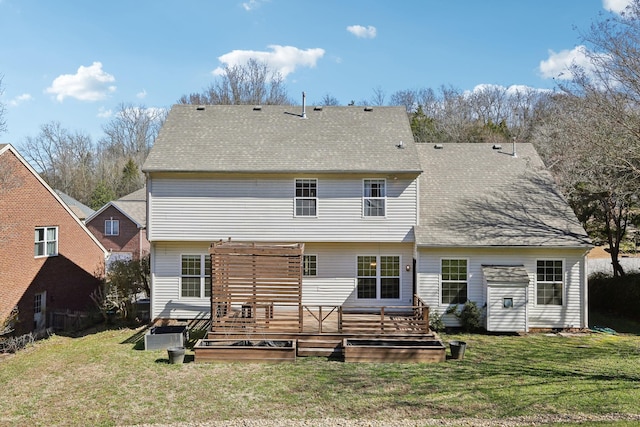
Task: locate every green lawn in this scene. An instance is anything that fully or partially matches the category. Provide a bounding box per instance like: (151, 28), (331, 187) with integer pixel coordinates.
(0, 325), (639, 426)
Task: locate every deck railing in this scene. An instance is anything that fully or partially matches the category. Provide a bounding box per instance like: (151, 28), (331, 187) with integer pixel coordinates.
(211, 295), (430, 335)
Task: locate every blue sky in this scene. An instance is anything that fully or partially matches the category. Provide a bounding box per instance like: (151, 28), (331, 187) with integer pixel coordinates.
(0, 0), (633, 146)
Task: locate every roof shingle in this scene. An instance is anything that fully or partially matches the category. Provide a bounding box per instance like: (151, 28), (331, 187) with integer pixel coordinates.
(415, 143), (591, 248)
(143, 104), (422, 174)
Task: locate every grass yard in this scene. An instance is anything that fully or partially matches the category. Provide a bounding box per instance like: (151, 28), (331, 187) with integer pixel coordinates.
(0, 325), (639, 426)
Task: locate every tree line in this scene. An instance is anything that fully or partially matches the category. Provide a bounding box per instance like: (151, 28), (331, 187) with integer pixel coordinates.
(1, 2), (639, 276)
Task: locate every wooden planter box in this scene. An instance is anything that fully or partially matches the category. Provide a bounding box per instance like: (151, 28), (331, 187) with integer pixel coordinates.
(343, 338), (446, 363)
(194, 339), (296, 363)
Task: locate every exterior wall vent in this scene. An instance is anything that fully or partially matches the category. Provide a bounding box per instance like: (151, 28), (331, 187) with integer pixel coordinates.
(434, 144), (444, 149)
(253, 105), (262, 111)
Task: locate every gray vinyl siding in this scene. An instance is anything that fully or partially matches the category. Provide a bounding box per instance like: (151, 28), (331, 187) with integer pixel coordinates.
(416, 247), (588, 329)
(151, 241), (415, 319)
(147, 175), (417, 243)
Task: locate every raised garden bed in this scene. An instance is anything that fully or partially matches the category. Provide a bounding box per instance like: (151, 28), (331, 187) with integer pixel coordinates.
(343, 338), (446, 363)
(194, 339), (296, 363)
(144, 326), (188, 351)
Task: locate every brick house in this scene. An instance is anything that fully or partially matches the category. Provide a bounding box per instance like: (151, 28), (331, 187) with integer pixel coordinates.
(86, 187), (149, 267)
(0, 144), (108, 335)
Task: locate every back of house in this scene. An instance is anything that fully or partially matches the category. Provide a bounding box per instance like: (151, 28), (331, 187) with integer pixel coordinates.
(143, 105), (591, 332)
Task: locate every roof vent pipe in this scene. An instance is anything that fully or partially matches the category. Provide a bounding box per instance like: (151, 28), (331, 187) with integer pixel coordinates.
(302, 91), (307, 119)
(512, 137), (517, 158)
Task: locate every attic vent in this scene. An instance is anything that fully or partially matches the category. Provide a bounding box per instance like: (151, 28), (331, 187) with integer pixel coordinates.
(196, 106), (205, 111)
(253, 105), (262, 111)
(314, 106), (323, 111)
(364, 106), (373, 112)
(492, 144), (502, 150)
(434, 144), (444, 149)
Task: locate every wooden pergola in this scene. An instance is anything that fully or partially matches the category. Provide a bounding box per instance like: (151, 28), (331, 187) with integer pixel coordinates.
(209, 241), (304, 333)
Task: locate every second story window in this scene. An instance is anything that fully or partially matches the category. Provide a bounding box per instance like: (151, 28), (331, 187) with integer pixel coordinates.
(363, 179), (386, 217)
(295, 179), (317, 217)
(35, 226), (58, 257)
(105, 219), (120, 236)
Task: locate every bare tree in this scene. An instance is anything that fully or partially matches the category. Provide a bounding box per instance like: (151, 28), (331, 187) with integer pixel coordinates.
(550, 1), (640, 276)
(20, 122), (96, 203)
(318, 93), (340, 106)
(370, 86), (386, 106)
(97, 103), (166, 198)
(179, 59), (291, 105)
(0, 75), (6, 137)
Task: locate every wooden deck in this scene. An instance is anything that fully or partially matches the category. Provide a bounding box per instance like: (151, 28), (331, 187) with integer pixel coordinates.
(195, 301), (445, 363)
(195, 243), (444, 362)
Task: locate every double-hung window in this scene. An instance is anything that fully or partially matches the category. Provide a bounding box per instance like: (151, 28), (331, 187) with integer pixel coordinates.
(180, 254), (211, 298)
(357, 255), (400, 299)
(295, 179), (317, 217)
(34, 226), (58, 257)
(363, 179), (386, 217)
(105, 219), (119, 236)
(536, 260), (563, 305)
(441, 259), (467, 304)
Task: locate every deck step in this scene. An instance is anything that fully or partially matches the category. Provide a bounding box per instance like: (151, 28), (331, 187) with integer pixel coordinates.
(296, 339), (343, 357)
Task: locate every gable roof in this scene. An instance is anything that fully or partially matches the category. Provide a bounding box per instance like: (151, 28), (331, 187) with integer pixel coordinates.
(0, 144), (108, 255)
(54, 190), (95, 220)
(142, 104), (422, 174)
(86, 186), (146, 228)
(414, 143), (591, 248)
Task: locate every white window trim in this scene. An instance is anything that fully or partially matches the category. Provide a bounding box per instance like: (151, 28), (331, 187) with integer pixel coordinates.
(34, 226), (58, 258)
(362, 178), (387, 218)
(355, 254), (402, 301)
(303, 254), (318, 277)
(104, 218), (120, 236)
(439, 257), (469, 307)
(179, 254), (211, 299)
(294, 178), (318, 218)
(535, 258), (565, 307)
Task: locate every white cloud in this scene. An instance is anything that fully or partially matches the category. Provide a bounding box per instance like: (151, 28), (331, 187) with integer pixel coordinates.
(346, 25), (377, 39)
(45, 62), (116, 102)
(97, 107), (113, 118)
(242, 0), (263, 11)
(8, 93), (33, 107)
(602, 0), (633, 14)
(213, 45), (325, 78)
(136, 89), (147, 99)
(539, 45), (596, 80)
(467, 83), (550, 97)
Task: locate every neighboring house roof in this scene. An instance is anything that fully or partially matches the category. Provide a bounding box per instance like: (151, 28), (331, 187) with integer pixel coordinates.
(142, 104), (422, 174)
(86, 186), (146, 228)
(0, 144), (109, 255)
(54, 190), (95, 220)
(414, 143), (591, 248)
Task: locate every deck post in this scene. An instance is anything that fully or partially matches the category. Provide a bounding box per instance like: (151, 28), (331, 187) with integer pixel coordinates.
(338, 306), (343, 333)
(318, 306), (323, 334)
(380, 307), (385, 333)
(422, 305), (430, 333)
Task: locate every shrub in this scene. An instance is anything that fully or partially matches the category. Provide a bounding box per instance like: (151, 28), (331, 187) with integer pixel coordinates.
(429, 310), (445, 332)
(589, 272), (640, 319)
(446, 301), (485, 332)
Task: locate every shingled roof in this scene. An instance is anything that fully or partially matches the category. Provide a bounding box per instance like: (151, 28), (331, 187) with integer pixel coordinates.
(142, 104), (421, 174)
(414, 143), (591, 248)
